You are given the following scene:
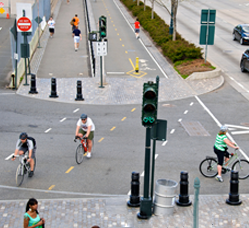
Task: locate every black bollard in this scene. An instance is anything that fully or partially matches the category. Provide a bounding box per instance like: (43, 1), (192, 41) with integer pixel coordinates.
(29, 73), (38, 94)
(49, 77), (58, 98)
(127, 172), (140, 207)
(226, 170), (242, 205)
(75, 80), (84, 101)
(176, 171), (192, 206)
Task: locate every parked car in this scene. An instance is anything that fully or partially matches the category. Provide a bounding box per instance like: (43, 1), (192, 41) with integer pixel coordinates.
(233, 24), (249, 45)
(240, 49), (249, 72)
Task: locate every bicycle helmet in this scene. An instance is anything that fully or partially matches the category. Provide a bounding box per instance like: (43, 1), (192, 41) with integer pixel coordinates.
(220, 125), (228, 132)
(19, 132), (28, 140)
(80, 114), (87, 119)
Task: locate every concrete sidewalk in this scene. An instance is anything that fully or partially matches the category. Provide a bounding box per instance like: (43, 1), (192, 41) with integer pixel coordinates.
(1, 194), (248, 227)
(16, 0), (223, 105)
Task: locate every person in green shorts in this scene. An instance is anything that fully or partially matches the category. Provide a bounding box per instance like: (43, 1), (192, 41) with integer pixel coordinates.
(75, 114), (95, 158)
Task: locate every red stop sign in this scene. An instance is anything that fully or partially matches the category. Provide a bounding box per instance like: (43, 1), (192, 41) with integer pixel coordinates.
(17, 17), (32, 32)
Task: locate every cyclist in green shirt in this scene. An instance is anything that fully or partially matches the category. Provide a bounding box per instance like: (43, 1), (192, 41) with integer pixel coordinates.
(214, 125), (239, 182)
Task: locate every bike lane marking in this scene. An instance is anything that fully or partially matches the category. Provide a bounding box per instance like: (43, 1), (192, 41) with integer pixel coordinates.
(5, 153), (14, 160)
(45, 128), (52, 133)
(195, 95), (249, 161)
(98, 138), (104, 142)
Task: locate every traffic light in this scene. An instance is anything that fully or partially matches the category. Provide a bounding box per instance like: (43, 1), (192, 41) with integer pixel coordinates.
(142, 81), (158, 127)
(99, 16), (107, 39)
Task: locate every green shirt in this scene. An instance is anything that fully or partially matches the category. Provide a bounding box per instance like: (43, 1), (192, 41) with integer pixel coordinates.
(214, 134), (227, 151)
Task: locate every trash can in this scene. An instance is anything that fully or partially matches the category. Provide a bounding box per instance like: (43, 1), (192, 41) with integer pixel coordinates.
(154, 179), (178, 216)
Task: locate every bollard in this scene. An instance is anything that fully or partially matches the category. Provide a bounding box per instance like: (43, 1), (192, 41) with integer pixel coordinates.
(135, 57), (139, 73)
(226, 170), (242, 205)
(29, 74), (38, 94)
(75, 80), (84, 101)
(193, 177), (200, 228)
(49, 77), (58, 98)
(176, 171), (192, 206)
(127, 172), (140, 207)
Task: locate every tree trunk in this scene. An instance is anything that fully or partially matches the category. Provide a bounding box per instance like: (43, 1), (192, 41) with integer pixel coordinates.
(151, 0), (154, 19)
(137, 0), (139, 6)
(144, 0), (146, 11)
(172, 0), (178, 41)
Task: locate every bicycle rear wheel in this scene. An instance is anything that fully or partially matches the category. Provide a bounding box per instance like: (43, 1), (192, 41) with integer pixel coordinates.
(232, 159), (249, 179)
(75, 144), (84, 164)
(16, 164), (25, 186)
(199, 158), (218, 177)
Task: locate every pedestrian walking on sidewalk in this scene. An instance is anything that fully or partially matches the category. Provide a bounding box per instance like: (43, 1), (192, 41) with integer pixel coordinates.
(72, 26), (82, 51)
(71, 14), (80, 32)
(213, 125), (239, 182)
(48, 16), (55, 38)
(24, 198), (45, 228)
(134, 18), (140, 39)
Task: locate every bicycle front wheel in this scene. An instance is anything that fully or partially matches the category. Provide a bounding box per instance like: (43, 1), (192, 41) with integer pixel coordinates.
(75, 144), (84, 164)
(232, 159), (249, 179)
(16, 164), (25, 186)
(199, 158), (218, 177)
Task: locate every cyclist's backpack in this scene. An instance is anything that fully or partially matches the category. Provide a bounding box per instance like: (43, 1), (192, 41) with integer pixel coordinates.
(27, 136), (36, 147)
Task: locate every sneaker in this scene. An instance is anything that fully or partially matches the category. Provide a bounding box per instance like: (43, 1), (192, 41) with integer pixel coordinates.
(87, 152), (91, 158)
(28, 171), (34, 178)
(75, 49), (77, 52)
(215, 175), (223, 182)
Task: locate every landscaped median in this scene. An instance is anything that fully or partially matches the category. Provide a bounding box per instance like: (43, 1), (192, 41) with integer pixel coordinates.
(120, 0), (218, 80)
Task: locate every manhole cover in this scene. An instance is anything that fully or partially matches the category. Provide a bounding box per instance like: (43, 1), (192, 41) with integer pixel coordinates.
(180, 121), (210, 136)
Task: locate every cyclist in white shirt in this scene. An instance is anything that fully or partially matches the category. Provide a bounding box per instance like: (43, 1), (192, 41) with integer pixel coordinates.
(75, 114), (95, 158)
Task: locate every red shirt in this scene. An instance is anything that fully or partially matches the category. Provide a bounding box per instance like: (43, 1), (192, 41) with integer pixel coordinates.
(135, 21), (140, 29)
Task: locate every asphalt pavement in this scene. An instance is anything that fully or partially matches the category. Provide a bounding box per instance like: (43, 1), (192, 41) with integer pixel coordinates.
(1, 0), (247, 227)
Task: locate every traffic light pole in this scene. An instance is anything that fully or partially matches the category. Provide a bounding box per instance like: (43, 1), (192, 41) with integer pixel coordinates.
(137, 127), (152, 219)
(150, 76), (159, 202)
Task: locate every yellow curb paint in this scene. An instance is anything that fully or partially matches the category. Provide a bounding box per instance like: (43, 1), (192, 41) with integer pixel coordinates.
(65, 166), (74, 173)
(110, 127), (116, 131)
(98, 137), (104, 142)
(121, 117), (126, 121)
(48, 185), (55, 190)
(131, 108), (136, 112)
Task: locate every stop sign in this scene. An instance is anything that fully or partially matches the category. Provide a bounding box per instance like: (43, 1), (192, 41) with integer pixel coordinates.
(17, 17), (32, 32)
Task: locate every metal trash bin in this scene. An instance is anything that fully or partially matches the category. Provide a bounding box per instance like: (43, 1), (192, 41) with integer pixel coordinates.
(154, 179), (178, 216)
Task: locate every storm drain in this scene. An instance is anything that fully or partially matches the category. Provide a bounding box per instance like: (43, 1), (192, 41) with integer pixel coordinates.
(180, 121), (210, 136)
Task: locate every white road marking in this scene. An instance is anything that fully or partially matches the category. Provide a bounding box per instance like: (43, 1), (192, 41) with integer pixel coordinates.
(141, 171), (144, 177)
(170, 129), (175, 134)
(0, 93), (15, 95)
(226, 124), (249, 130)
(178, 118), (182, 122)
(184, 110), (188, 114)
(127, 190), (131, 195)
(237, 83), (244, 88)
(5, 153), (14, 160)
(162, 140), (168, 146)
(155, 154), (158, 159)
(0, 27), (2, 31)
(60, 118), (67, 122)
(190, 102), (194, 106)
(73, 108), (79, 113)
(45, 128), (52, 133)
(195, 95), (249, 162)
(231, 131), (249, 135)
(107, 72), (125, 74)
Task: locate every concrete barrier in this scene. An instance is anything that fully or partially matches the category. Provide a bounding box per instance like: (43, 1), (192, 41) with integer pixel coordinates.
(186, 68), (221, 81)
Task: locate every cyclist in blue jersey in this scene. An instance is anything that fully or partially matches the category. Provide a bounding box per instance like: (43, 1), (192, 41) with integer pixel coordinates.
(214, 125), (239, 182)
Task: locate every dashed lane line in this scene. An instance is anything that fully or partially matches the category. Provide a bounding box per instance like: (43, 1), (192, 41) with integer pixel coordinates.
(131, 108), (136, 112)
(110, 126), (116, 131)
(121, 117), (126, 121)
(98, 138), (104, 142)
(45, 128), (52, 133)
(170, 129), (175, 134)
(184, 110), (188, 114)
(60, 118), (67, 122)
(73, 108), (79, 113)
(65, 166), (74, 173)
(48, 185), (55, 190)
(162, 140), (168, 146)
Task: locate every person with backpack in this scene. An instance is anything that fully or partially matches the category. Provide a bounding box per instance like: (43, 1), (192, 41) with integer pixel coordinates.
(12, 132), (36, 177)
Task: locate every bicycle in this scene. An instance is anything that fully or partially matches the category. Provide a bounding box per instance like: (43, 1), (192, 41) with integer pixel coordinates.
(14, 154), (36, 186)
(74, 136), (94, 164)
(199, 149), (249, 179)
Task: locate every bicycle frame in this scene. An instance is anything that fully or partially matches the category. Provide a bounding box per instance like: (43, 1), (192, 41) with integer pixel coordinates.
(80, 138), (88, 152)
(18, 154), (30, 175)
(223, 151), (241, 168)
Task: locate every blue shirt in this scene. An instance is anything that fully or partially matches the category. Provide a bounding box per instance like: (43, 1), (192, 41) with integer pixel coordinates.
(73, 29), (81, 37)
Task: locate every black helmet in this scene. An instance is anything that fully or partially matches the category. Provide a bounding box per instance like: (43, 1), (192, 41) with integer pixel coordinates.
(19, 132), (28, 140)
(80, 114), (87, 119)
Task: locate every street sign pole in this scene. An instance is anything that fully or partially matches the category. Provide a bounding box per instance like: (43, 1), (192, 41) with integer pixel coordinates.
(204, 9), (210, 63)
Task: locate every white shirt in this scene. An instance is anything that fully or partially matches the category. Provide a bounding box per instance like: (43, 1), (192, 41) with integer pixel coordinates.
(48, 20), (55, 28)
(77, 117), (95, 131)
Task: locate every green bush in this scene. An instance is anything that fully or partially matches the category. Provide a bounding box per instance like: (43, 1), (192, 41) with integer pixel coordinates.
(120, 0), (203, 63)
